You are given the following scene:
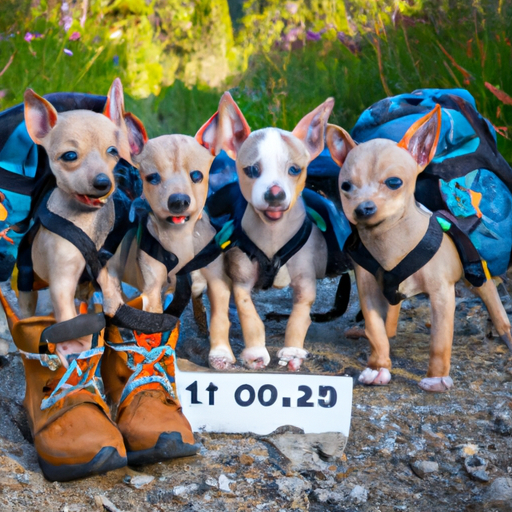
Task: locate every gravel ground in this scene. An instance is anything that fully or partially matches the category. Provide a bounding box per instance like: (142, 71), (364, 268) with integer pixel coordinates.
(0, 276), (511, 512)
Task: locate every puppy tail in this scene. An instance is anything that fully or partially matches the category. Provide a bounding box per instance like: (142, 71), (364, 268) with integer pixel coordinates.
(310, 273), (351, 323)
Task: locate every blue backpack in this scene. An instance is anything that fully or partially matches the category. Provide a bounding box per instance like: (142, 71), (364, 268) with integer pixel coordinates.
(350, 89), (512, 277)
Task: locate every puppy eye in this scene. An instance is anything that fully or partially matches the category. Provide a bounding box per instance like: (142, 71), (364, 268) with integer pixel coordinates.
(145, 173), (161, 185)
(288, 166), (301, 176)
(243, 165), (261, 179)
(385, 177), (403, 190)
(340, 181), (352, 192)
(60, 151), (78, 162)
(107, 146), (119, 158)
(190, 170), (203, 183)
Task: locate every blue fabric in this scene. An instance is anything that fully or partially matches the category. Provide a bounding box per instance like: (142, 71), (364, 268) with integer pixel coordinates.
(440, 170), (512, 276)
(0, 121), (38, 278)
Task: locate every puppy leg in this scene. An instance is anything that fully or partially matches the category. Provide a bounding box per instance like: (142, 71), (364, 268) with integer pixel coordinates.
(419, 283), (455, 392)
(473, 279), (512, 352)
(386, 303), (401, 338)
(233, 282), (269, 369)
(205, 270), (235, 370)
(279, 275), (316, 371)
(354, 264), (392, 386)
(18, 291), (38, 318)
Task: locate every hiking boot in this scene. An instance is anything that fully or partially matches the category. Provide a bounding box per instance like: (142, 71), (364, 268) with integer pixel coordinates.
(103, 313), (199, 465)
(0, 291), (127, 481)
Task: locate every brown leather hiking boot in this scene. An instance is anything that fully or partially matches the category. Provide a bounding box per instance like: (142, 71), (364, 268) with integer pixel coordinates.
(103, 318), (199, 465)
(0, 291), (127, 482)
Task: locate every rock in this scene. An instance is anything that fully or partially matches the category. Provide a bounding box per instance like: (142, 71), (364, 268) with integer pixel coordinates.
(124, 474), (154, 489)
(349, 485), (368, 503)
(94, 495), (124, 512)
(312, 488), (345, 504)
(172, 483), (199, 496)
(458, 443), (479, 457)
(267, 432), (347, 471)
(205, 477), (218, 488)
(493, 415), (512, 436)
(0, 338), (8, 356)
(411, 460), (439, 478)
(483, 477), (512, 510)
(218, 474), (234, 492)
(465, 455), (489, 481)
(276, 476), (311, 499)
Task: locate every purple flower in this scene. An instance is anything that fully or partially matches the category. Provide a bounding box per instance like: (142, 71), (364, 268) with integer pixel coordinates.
(60, 15), (73, 32)
(69, 31), (80, 41)
(63, 48), (73, 56)
(24, 32), (34, 43)
(306, 30), (322, 41)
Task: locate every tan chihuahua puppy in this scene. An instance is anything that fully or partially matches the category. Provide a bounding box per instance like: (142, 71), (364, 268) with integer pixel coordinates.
(101, 115), (234, 369)
(20, 79), (135, 367)
(326, 106), (512, 392)
(200, 92), (334, 371)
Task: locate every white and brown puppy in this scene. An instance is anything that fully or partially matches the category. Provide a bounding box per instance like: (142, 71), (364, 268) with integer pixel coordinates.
(20, 79), (135, 367)
(200, 92), (334, 371)
(101, 114), (234, 369)
(326, 106), (512, 392)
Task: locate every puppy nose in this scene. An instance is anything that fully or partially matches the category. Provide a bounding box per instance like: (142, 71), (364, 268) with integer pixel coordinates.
(354, 201), (377, 219)
(92, 173), (112, 193)
(264, 185), (286, 206)
(168, 193), (191, 213)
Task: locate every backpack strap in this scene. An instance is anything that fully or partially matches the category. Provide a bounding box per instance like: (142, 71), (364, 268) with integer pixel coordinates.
(347, 214), (444, 305)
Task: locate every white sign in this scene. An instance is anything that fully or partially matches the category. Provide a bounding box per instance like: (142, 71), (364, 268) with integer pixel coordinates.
(176, 368), (353, 436)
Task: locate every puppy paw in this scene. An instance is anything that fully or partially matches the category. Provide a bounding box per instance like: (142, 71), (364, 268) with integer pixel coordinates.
(418, 376), (453, 392)
(344, 327), (367, 340)
(277, 347), (309, 371)
(241, 347), (270, 370)
(500, 332), (512, 352)
(208, 348), (236, 371)
(358, 367), (392, 385)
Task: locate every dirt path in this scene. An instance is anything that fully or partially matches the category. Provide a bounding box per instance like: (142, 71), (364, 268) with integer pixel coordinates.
(0, 277), (511, 511)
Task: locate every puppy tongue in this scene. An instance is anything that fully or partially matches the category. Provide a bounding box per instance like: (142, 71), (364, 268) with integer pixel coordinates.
(265, 211), (283, 221)
(171, 216), (187, 224)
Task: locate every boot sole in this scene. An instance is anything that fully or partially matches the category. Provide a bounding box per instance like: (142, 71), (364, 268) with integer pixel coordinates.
(39, 446), (127, 482)
(127, 431), (200, 466)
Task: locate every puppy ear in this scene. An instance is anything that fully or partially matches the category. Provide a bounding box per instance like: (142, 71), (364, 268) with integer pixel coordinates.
(124, 112), (148, 156)
(196, 92), (251, 159)
(397, 104), (441, 171)
(195, 111), (220, 155)
(24, 89), (58, 144)
(325, 124), (357, 167)
(292, 97), (335, 161)
(103, 77), (125, 127)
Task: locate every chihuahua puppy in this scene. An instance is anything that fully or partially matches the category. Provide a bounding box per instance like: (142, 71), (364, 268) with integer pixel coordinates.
(19, 79), (136, 367)
(326, 106), (512, 392)
(198, 92), (335, 371)
(101, 114), (234, 369)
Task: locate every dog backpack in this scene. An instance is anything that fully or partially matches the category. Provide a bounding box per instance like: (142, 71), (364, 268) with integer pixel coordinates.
(350, 89), (512, 278)
(0, 93), (141, 282)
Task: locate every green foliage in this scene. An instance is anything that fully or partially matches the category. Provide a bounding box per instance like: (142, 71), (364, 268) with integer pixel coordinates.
(0, 0), (511, 161)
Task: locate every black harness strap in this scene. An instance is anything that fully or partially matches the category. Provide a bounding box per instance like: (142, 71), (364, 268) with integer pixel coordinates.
(230, 216), (314, 290)
(347, 214), (444, 305)
(138, 216), (179, 274)
(177, 237), (221, 275)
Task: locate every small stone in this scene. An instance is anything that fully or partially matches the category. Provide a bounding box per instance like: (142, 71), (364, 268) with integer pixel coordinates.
(0, 338), (8, 356)
(471, 470), (490, 482)
(465, 454), (488, 480)
(172, 484), (199, 496)
(458, 444), (479, 458)
(124, 474), (154, 489)
(483, 477), (512, 510)
(218, 474), (234, 492)
(94, 495), (124, 512)
(411, 460), (439, 478)
(240, 454), (254, 465)
(493, 415), (512, 436)
(205, 477), (218, 488)
(349, 485), (368, 503)
(276, 476), (311, 499)
(312, 489), (344, 504)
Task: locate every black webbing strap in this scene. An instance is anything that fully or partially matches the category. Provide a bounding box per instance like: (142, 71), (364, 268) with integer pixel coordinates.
(177, 236), (221, 275)
(347, 214), (444, 305)
(107, 303), (179, 334)
(231, 215), (314, 290)
(0, 166), (37, 196)
(138, 216), (179, 274)
(40, 313), (105, 345)
(38, 203), (105, 282)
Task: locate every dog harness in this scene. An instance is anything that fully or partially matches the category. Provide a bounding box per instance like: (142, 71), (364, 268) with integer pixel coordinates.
(17, 188), (134, 292)
(346, 210), (487, 305)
